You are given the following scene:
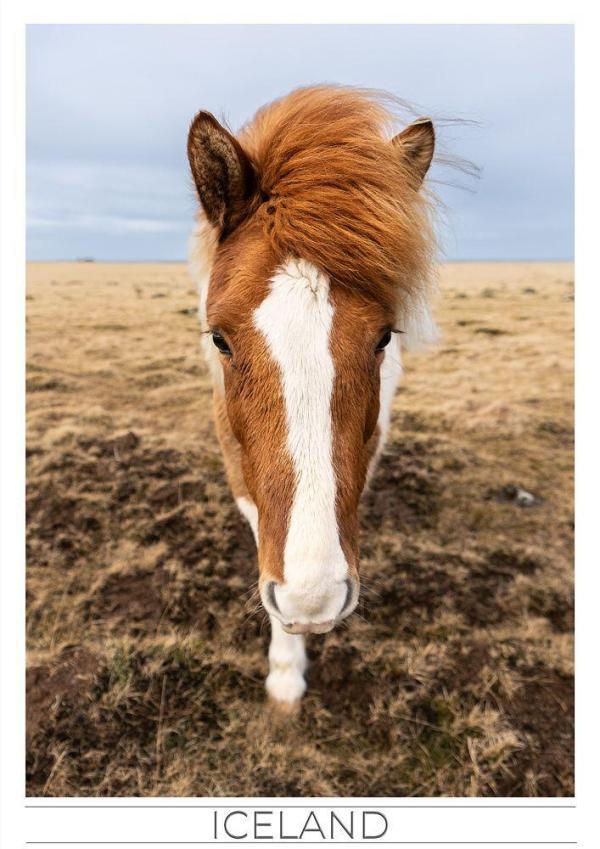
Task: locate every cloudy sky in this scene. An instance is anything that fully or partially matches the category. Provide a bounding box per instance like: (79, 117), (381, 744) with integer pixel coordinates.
(26, 24), (573, 261)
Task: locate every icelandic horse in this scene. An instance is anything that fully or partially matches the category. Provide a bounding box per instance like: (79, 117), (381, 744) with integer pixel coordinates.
(188, 86), (437, 708)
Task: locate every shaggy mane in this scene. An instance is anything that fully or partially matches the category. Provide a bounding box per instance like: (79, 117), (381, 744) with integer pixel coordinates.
(238, 85), (437, 314)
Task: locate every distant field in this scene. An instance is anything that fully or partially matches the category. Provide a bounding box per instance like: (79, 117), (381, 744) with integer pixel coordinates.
(26, 261), (574, 797)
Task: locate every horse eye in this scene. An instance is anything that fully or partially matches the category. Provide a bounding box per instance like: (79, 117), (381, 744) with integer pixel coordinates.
(376, 330), (392, 352)
(212, 332), (232, 355)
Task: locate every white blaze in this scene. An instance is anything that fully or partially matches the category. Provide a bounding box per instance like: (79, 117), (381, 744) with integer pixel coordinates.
(253, 258), (348, 621)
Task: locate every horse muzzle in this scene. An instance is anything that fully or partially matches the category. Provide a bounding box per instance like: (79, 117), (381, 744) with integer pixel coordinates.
(261, 576), (358, 633)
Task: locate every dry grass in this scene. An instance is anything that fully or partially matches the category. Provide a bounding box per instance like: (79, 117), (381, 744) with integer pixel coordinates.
(26, 261), (573, 797)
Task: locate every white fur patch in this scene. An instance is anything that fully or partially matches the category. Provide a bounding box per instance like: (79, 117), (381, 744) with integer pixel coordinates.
(363, 288), (436, 482)
(236, 496), (258, 544)
(367, 334), (403, 483)
(365, 293), (436, 481)
(253, 259), (348, 623)
(397, 289), (439, 351)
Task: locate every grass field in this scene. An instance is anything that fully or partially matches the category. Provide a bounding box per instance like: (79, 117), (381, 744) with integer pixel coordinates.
(26, 260), (574, 797)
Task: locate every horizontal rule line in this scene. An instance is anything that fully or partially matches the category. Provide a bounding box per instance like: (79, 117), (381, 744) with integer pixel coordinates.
(24, 805), (577, 809)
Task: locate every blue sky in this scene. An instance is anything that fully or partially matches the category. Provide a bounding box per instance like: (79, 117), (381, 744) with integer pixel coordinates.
(26, 24), (573, 261)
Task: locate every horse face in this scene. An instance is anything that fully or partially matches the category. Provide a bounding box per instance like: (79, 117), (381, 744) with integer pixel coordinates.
(204, 230), (400, 634)
(187, 100), (433, 637)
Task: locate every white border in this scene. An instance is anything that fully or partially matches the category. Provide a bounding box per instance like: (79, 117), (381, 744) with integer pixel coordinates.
(2, 2), (597, 848)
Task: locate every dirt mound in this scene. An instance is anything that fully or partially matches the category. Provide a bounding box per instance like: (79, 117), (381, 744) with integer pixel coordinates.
(362, 438), (441, 531)
(27, 646), (101, 745)
(27, 431), (257, 637)
(498, 669), (574, 796)
(26, 643), (265, 796)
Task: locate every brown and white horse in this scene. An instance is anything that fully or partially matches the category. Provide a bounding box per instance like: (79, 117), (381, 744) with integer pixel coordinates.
(188, 86), (437, 708)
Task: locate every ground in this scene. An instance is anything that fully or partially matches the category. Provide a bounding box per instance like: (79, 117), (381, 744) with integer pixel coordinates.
(26, 261), (573, 797)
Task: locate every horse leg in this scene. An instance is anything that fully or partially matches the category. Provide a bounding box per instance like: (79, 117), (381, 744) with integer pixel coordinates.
(266, 616), (307, 709)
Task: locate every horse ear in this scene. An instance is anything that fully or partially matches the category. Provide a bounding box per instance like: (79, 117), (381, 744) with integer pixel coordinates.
(391, 118), (435, 187)
(187, 111), (257, 237)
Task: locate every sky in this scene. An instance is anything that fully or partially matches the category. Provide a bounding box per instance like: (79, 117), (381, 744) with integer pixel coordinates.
(26, 24), (573, 262)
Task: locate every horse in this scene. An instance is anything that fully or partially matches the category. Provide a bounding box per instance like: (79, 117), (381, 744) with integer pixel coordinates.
(187, 85), (438, 709)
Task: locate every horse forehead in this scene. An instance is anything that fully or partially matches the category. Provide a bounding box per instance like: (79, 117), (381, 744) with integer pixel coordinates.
(251, 258), (385, 341)
(253, 258), (334, 338)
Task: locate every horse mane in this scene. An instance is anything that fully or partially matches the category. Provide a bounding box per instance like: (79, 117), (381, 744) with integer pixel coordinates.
(238, 85), (437, 316)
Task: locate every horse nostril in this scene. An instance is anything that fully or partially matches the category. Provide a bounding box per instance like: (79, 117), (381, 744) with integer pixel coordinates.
(267, 581), (280, 614)
(341, 577), (355, 615)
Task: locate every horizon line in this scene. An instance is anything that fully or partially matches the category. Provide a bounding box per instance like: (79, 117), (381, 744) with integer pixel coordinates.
(26, 257), (575, 264)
